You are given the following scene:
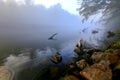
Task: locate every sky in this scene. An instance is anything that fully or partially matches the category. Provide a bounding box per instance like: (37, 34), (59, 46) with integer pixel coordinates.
(34, 0), (80, 15)
(2, 0), (80, 15)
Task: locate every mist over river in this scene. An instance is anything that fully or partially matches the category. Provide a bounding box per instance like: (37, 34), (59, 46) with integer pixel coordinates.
(0, 1), (119, 80)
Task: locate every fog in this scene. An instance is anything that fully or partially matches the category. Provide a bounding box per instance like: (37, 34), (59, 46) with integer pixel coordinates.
(1, 1), (120, 80)
(0, 1), (116, 50)
(0, 2), (84, 48)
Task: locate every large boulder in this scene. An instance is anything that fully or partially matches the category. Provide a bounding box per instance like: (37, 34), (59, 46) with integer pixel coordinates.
(80, 60), (112, 80)
(91, 49), (120, 64)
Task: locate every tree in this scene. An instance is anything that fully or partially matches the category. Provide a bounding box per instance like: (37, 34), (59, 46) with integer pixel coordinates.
(78, 0), (120, 23)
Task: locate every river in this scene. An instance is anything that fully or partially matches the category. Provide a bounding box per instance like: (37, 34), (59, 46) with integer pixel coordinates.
(0, 34), (81, 80)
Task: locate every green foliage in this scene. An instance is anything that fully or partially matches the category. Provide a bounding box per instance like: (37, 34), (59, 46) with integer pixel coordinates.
(114, 65), (120, 70)
(110, 41), (120, 49)
(104, 49), (114, 53)
(105, 40), (120, 51)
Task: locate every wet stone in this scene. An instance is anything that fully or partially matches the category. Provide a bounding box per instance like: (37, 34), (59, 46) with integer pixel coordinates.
(76, 59), (89, 70)
(50, 55), (62, 64)
(0, 66), (14, 80)
(91, 52), (104, 63)
(80, 60), (112, 80)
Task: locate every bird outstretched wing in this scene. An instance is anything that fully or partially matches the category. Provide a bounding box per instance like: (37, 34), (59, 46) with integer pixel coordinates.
(48, 33), (58, 40)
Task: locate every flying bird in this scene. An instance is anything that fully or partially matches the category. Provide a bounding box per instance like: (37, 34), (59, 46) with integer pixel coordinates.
(48, 33), (58, 40)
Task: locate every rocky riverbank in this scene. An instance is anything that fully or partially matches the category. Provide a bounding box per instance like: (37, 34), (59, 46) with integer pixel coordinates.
(59, 40), (120, 80)
(1, 40), (120, 80)
(33, 40), (120, 80)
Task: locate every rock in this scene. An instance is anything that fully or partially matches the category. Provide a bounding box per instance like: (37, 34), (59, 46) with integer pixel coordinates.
(74, 48), (101, 56)
(91, 52), (104, 63)
(72, 70), (80, 77)
(102, 52), (119, 65)
(103, 49), (120, 64)
(80, 60), (112, 80)
(114, 49), (120, 56)
(74, 39), (83, 55)
(74, 48), (83, 55)
(0, 66), (14, 80)
(68, 63), (80, 76)
(60, 75), (80, 80)
(76, 39), (83, 48)
(90, 49), (120, 80)
(81, 53), (92, 63)
(91, 49), (120, 64)
(76, 59), (89, 70)
(50, 54), (62, 64)
(98, 60), (111, 70)
(69, 63), (76, 69)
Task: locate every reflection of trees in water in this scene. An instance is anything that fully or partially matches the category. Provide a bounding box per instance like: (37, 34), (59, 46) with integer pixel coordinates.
(0, 47), (21, 64)
(78, 0), (120, 24)
(78, 0), (120, 48)
(0, 47), (34, 65)
(107, 31), (115, 38)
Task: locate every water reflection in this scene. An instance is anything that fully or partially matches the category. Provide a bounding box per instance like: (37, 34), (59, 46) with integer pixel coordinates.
(4, 53), (31, 71)
(2, 41), (77, 80)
